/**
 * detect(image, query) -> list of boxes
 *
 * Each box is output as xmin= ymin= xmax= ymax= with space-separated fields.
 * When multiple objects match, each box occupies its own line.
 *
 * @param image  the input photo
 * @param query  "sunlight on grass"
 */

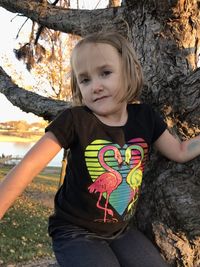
xmin=0 ymin=165 xmax=60 ymax=265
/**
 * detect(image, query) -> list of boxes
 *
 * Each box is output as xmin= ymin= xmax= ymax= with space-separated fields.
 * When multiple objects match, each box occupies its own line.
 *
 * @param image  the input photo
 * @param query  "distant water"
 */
xmin=0 ymin=141 xmax=63 ymax=167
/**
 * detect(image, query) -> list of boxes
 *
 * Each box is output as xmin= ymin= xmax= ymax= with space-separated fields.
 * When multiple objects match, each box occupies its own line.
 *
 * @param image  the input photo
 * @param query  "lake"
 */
xmin=0 ymin=141 xmax=63 ymax=167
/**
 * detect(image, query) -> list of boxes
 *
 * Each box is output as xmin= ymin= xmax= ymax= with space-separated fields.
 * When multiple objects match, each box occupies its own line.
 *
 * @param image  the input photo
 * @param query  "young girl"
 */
xmin=0 ymin=32 xmax=200 ymax=267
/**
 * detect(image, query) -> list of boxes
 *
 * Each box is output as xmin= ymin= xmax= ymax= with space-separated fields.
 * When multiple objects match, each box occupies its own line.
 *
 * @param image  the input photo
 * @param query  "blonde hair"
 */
xmin=70 ymin=32 xmax=144 ymax=106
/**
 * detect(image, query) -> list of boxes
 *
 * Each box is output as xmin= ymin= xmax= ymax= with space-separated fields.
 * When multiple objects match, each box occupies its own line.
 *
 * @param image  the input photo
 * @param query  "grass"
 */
xmin=0 ymin=165 xmax=60 ymax=266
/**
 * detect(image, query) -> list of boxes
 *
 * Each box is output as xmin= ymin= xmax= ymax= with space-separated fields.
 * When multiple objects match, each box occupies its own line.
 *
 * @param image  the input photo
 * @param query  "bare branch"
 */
xmin=0 ymin=0 xmax=126 ymax=35
xmin=0 ymin=67 xmax=69 ymax=121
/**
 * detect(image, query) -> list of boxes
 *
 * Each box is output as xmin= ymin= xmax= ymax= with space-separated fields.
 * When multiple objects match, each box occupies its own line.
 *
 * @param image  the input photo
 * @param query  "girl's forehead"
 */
xmin=75 ymin=42 xmax=116 ymax=54
xmin=72 ymin=43 xmax=121 ymax=73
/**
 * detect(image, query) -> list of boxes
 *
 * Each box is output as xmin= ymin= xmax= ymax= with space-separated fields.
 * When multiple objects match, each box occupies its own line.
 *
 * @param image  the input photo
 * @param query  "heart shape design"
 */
xmin=85 ymin=138 xmax=148 ymax=219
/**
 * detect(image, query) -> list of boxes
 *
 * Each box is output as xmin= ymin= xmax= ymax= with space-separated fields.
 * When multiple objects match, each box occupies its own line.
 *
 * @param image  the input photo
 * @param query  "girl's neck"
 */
xmin=93 ymin=105 xmax=128 ymax=127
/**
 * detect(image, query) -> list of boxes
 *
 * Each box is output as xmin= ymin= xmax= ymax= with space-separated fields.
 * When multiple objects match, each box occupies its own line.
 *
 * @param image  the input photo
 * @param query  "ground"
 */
xmin=19 ymin=168 xmax=60 ymax=267
xmin=15 ymin=258 xmax=58 ymax=267
xmin=0 ymin=165 xmax=60 ymax=267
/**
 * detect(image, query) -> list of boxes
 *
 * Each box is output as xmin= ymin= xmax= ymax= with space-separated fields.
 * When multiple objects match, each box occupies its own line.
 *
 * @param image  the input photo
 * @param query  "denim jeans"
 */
xmin=52 ymin=225 xmax=169 ymax=267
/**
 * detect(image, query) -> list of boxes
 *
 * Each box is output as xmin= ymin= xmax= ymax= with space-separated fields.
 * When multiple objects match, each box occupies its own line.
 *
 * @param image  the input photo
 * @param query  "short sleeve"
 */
xmin=151 ymin=107 xmax=167 ymax=143
xmin=45 ymin=108 xmax=76 ymax=149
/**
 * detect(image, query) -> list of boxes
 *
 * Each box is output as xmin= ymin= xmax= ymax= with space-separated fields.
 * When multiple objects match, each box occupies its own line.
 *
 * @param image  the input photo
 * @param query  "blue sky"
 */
xmin=0 ymin=0 xmax=109 ymax=123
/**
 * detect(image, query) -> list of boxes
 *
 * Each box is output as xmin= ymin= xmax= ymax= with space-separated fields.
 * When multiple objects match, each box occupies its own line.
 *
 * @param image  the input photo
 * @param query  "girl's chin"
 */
xmin=92 ymin=107 xmax=112 ymax=115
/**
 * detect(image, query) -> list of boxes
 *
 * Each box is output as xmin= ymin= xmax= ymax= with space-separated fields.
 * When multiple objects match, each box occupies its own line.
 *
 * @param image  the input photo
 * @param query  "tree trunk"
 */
xmin=124 ymin=1 xmax=200 ymax=266
xmin=0 ymin=1 xmax=199 ymax=266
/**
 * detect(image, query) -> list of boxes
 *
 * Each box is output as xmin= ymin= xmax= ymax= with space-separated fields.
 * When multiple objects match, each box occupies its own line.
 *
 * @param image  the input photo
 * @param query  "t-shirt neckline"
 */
xmin=83 ymin=105 xmax=130 ymax=129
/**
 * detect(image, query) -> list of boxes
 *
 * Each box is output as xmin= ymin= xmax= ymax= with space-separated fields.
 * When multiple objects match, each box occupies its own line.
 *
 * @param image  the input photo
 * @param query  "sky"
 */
xmin=0 ymin=8 xmax=41 ymax=123
xmin=0 ymin=0 xmax=109 ymax=123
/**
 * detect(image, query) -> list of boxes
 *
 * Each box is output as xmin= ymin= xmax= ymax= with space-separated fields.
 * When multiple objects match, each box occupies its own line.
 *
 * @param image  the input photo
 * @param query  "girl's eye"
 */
xmin=102 ymin=70 xmax=112 ymax=77
xmin=80 ymin=78 xmax=90 ymax=84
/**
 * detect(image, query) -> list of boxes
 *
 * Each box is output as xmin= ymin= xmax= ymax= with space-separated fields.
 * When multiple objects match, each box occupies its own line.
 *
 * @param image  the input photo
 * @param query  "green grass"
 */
xmin=0 ymin=165 xmax=60 ymax=265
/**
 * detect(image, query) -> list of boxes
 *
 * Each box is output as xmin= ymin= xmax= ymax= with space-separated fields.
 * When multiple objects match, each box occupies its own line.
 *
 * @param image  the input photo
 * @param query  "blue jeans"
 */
xmin=52 ymin=225 xmax=169 ymax=267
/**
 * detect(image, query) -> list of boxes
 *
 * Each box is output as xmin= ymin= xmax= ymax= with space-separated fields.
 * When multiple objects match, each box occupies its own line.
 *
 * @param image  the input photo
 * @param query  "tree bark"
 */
xmin=0 ymin=67 xmax=69 ymax=121
xmin=0 ymin=0 xmax=126 ymax=35
xmin=0 ymin=1 xmax=200 ymax=266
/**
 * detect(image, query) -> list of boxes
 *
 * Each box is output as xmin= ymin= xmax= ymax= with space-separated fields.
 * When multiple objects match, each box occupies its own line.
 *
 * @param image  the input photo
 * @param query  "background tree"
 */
xmin=0 ymin=0 xmax=199 ymax=266
xmin=13 ymin=0 xmax=77 ymax=100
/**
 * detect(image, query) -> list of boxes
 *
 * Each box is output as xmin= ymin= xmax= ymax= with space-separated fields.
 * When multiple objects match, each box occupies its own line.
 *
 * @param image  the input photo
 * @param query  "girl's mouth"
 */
xmin=94 ymin=96 xmax=109 ymax=102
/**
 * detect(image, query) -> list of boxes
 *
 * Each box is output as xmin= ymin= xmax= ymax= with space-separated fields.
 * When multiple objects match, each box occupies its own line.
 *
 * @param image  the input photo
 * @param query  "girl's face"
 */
xmin=72 ymin=42 xmax=128 ymax=126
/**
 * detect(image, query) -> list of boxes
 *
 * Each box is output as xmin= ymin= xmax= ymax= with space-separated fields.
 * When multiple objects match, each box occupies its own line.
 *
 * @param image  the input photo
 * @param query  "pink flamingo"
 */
xmin=88 ymin=145 xmax=123 ymax=222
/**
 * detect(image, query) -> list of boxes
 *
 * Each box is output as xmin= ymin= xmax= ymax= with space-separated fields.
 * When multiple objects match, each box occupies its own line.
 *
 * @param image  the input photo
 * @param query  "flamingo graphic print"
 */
xmin=125 ymin=145 xmax=144 ymax=213
xmin=85 ymin=138 xmax=148 ymax=223
xmin=88 ymin=145 xmax=123 ymax=222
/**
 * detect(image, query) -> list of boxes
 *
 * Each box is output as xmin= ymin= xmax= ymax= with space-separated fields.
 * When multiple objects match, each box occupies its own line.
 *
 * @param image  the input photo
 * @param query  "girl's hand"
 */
xmin=0 ymin=131 xmax=62 ymax=219
xmin=154 ymin=129 xmax=200 ymax=163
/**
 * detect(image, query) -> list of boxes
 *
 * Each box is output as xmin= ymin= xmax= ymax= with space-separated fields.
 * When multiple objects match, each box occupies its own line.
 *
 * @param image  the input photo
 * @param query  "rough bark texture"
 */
xmin=0 ymin=1 xmax=199 ymax=266
xmin=0 ymin=0 xmax=126 ymax=35
xmin=126 ymin=1 xmax=200 ymax=266
xmin=0 ymin=67 xmax=69 ymax=121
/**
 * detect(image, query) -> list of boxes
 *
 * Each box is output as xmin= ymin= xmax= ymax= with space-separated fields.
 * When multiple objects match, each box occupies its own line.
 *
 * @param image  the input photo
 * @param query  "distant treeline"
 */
xmin=0 ymin=120 xmax=47 ymax=133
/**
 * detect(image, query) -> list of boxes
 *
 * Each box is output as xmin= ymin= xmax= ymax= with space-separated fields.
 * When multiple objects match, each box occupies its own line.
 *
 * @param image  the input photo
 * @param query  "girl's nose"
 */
xmin=92 ymin=79 xmax=103 ymax=93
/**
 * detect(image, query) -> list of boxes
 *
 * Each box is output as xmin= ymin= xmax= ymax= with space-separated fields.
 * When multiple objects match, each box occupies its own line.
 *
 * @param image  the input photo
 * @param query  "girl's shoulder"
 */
xmin=128 ymin=102 xmax=153 ymax=113
xmin=70 ymin=105 xmax=92 ymax=117
xmin=58 ymin=105 xmax=90 ymax=117
xmin=70 ymin=105 xmax=89 ymax=111
xmin=127 ymin=103 xmax=164 ymax=122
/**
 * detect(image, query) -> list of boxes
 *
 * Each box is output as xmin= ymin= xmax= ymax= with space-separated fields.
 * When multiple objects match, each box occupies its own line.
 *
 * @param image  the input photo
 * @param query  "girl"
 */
xmin=0 ymin=32 xmax=200 ymax=267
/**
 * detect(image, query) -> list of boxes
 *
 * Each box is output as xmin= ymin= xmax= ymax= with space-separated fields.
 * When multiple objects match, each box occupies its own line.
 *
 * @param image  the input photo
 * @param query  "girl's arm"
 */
xmin=154 ymin=129 xmax=200 ymax=163
xmin=0 ymin=131 xmax=62 ymax=219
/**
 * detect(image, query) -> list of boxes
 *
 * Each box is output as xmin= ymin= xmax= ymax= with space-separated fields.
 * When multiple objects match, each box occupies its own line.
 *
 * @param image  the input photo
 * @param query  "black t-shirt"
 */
xmin=46 ymin=103 xmax=167 ymax=237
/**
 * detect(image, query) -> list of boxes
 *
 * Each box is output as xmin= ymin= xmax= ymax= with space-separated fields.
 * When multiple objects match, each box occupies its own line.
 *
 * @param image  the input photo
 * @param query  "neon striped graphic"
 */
xmin=85 ymin=138 xmax=148 ymax=222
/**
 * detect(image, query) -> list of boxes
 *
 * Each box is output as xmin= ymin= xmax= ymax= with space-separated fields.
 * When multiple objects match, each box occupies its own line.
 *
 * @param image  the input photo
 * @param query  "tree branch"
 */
xmin=0 ymin=0 xmax=126 ymax=35
xmin=0 ymin=67 xmax=69 ymax=121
